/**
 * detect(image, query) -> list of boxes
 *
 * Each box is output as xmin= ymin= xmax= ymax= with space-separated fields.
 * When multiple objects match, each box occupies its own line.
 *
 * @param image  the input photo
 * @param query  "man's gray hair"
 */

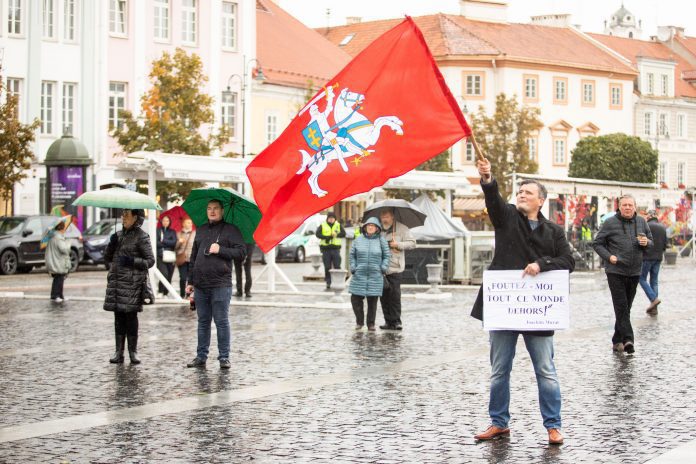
xmin=618 ymin=194 xmax=635 ymax=204
xmin=519 ymin=179 xmax=547 ymax=202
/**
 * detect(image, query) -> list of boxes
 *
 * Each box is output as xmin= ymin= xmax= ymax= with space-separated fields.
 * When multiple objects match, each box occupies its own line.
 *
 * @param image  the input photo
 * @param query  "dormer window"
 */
xmin=626 ymin=16 xmax=631 ymax=21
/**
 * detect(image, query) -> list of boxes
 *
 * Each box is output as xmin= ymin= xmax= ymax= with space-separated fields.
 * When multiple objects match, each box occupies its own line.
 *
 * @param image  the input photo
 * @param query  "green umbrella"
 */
xmin=182 ymin=187 xmax=262 ymax=244
xmin=72 ymin=187 xmax=162 ymax=210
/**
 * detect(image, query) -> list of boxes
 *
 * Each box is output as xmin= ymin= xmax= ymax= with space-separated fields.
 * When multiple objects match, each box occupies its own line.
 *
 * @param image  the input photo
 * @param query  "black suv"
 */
xmin=0 ymin=215 xmax=84 ymax=275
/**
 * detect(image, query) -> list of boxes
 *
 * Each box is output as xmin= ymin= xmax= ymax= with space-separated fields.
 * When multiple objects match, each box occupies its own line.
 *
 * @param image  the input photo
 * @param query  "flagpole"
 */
xmin=470 ymin=133 xmax=486 ymax=161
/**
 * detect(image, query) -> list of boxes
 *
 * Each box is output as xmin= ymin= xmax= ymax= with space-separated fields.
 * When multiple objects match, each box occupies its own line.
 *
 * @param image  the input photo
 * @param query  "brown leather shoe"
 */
xmin=612 ymin=342 xmax=624 ymax=352
xmin=548 ymin=428 xmax=564 ymax=444
xmin=474 ymin=425 xmax=510 ymax=441
xmin=646 ymin=298 xmax=661 ymax=311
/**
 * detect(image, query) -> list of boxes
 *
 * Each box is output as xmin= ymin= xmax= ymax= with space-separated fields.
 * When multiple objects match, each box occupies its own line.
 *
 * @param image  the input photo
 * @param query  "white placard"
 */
xmin=483 ymin=270 xmax=570 ymax=331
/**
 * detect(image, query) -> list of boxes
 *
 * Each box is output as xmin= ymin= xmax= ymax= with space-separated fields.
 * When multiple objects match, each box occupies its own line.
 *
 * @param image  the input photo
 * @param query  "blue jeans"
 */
xmin=194 ymin=286 xmax=232 ymax=360
xmin=488 ymin=331 xmax=562 ymax=430
xmin=639 ymin=260 xmax=661 ymax=302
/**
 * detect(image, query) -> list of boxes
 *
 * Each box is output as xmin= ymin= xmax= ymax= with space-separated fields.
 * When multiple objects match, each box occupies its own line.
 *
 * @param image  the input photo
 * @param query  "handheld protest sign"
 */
xmin=483 ymin=270 xmax=570 ymax=331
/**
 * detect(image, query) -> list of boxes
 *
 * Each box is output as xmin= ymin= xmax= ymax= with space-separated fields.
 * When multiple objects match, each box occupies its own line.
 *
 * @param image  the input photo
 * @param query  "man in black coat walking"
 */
xmin=471 ymin=157 xmax=574 ymax=446
xmin=640 ymin=211 xmax=667 ymax=315
xmin=592 ymin=195 xmax=652 ymax=354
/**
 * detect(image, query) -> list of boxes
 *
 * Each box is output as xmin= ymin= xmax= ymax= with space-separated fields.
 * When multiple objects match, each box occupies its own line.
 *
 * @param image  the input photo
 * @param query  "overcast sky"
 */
xmin=277 ymin=0 xmax=694 ymax=37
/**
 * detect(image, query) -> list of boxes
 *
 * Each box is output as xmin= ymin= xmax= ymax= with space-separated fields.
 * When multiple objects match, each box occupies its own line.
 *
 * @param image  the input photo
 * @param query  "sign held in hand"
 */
xmin=483 ymin=270 xmax=570 ymax=331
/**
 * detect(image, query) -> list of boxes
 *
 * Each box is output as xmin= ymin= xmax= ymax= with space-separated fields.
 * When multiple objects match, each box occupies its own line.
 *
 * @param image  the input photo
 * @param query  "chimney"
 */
xmin=530 ymin=13 xmax=572 ymax=28
xmin=460 ymin=0 xmax=508 ymax=23
xmin=346 ymin=16 xmax=362 ymax=25
xmin=657 ymin=25 xmax=685 ymax=42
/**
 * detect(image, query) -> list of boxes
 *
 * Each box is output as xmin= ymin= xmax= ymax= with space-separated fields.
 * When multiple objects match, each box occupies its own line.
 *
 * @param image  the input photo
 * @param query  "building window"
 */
xmin=610 ymin=83 xmax=622 ymax=109
xmin=154 ymin=0 xmax=169 ymax=41
xmin=109 ymin=0 xmax=127 ymax=36
xmin=527 ymin=137 xmax=538 ymax=161
xmin=677 ymin=113 xmax=686 ymax=138
xmin=647 ymin=73 xmax=654 ymax=94
xmin=582 ymin=80 xmax=595 ymax=106
xmin=8 ymin=0 xmax=23 ymax=35
xmin=221 ymin=1 xmax=237 ymax=49
xmin=6 ymin=78 xmax=22 ymax=119
xmin=266 ymin=114 xmax=278 ymax=146
xmin=658 ymin=162 xmax=667 ymax=184
xmin=182 ymin=0 xmax=197 ymax=45
xmin=42 ymin=0 xmax=55 ymax=39
xmin=553 ymin=138 xmax=566 ymax=165
xmin=221 ymin=91 xmax=236 ymax=137
xmin=644 ymin=112 xmax=653 ymax=136
xmin=62 ymin=83 xmax=76 ymax=135
xmin=64 ymin=0 xmax=77 ymax=41
xmin=661 ymin=74 xmax=669 ymax=96
xmin=678 ymin=162 xmax=686 ymax=186
xmin=523 ymin=74 xmax=538 ymax=102
xmin=659 ymin=113 xmax=668 ymax=136
xmin=463 ymin=72 xmax=484 ymax=98
xmin=553 ymin=77 xmax=567 ymax=104
xmin=464 ymin=141 xmax=474 ymax=162
xmin=41 ymin=81 xmax=55 ymax=134
xmin=108 ymin=82 xmax=127 ymax=130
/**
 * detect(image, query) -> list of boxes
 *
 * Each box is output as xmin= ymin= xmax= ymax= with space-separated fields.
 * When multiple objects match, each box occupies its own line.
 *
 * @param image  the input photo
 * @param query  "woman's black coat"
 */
xmin=103 ymin=225 xmax=155 ymax=313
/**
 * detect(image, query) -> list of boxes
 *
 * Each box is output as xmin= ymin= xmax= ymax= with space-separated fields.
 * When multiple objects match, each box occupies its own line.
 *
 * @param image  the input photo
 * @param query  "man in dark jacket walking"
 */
xmin=316 ymin=212 xmax=345 ymax=289
xmin=186 ymin=199 xmax=247 ymax=369
xmin=592 ymin=195 xmax=652 ymax=354
xmin=472 ymin=157 xmax=574 ymax=446
xmin=639 ymin=211 xmax=666 ymax=315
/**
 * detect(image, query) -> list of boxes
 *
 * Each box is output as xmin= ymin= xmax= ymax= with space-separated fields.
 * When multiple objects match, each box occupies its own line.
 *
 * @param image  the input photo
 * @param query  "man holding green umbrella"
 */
xmin=183 ymin=188 xmax=259 ymax=369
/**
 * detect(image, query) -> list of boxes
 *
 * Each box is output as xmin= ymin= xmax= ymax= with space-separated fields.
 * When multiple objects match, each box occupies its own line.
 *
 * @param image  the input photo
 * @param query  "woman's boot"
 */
xmin=109 ymin=334 xmax=126 ymax=363
xmin=127 ymin=334 xmax=141 ymax=364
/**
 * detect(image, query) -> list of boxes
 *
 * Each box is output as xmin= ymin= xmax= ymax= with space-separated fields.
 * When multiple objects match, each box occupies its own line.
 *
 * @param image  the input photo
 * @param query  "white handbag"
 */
xmin=162 ymin=250 xmax=176 ymax=263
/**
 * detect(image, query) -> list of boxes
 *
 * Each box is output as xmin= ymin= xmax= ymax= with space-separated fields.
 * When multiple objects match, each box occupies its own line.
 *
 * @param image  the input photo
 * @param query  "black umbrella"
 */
xmin=362 ymin=199 xmax=427 ymax=228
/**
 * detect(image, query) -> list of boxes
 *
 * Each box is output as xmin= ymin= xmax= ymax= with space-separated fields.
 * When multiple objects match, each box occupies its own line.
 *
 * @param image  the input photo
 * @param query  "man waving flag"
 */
xmin=247 ymin=17 xmax=471 ymax=252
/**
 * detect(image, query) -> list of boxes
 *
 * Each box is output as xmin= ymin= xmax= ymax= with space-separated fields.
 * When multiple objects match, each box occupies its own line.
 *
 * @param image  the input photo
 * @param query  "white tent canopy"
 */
xmin=410 ymin=194 xmax=469 ymax=241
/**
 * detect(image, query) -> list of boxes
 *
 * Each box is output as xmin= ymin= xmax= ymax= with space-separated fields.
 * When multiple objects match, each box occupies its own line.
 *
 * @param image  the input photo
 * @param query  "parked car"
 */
xmin=82 ymin=218 xmax=150 ymax=268
xmin=0 ymin=215 xmax=84 ymax=275
xmin=253 ymin=215 xmax=325 ymax=263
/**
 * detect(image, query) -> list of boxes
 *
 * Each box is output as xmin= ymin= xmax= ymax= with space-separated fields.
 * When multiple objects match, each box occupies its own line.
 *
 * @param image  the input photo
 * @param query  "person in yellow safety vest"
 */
xmin=581 ymin=219 xmax=592 ymax=242
xmin=315 ymin=212 xmax=346 ymax=289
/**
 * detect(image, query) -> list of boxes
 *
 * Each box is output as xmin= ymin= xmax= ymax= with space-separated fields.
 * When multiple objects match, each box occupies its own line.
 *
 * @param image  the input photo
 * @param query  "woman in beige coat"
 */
xmin=46 ymin=221 xmax=72 ymax=303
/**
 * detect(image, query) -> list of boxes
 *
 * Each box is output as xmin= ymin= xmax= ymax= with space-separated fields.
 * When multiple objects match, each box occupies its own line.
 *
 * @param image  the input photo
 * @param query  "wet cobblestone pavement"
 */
xmin=1 ymin=262 xmax=695 ymax=462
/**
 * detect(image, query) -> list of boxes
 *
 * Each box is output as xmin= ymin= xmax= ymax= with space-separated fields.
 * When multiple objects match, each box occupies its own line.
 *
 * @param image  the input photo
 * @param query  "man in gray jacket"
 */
xmin=593 ymin=195 xmax=652 ymax=354
xmin=379 ymin=209 xmax=416 ymax=330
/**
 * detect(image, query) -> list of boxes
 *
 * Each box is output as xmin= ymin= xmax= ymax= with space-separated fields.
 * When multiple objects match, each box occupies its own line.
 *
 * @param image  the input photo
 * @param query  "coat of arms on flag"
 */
xmin=296 ymin=84 xmax=404 ymax=198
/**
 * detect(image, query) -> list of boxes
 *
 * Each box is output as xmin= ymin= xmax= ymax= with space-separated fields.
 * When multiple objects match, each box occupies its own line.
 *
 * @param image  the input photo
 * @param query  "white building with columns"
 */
xmin=1 ymin=0 xmax=253 ymax=219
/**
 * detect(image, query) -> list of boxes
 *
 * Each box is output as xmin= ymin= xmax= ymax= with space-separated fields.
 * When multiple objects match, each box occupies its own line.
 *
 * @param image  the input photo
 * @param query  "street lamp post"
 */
xmin=222 ymin=57 xmax=266 ymax=159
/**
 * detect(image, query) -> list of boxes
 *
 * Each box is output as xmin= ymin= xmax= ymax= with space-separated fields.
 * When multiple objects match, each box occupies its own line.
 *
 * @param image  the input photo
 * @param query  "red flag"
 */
xmin=247 ymin=17 xmax=471 ymax=252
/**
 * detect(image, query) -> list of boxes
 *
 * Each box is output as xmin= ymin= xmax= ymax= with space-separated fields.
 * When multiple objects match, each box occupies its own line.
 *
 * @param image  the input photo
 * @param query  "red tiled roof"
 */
xmin=320 ymin=14 xmax=635 ymax=75
xmin=589 ymin=33 xmax=696 ymax=98
xmin=256 ymin=0 xmax=351 ymax=89
xmin=675 ymin=35 xmax=696 ymax=59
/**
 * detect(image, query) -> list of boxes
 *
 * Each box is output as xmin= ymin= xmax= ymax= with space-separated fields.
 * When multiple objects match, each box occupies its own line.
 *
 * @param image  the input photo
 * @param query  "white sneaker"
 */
xmin=53 ymin=297 xmax=64 ymax=303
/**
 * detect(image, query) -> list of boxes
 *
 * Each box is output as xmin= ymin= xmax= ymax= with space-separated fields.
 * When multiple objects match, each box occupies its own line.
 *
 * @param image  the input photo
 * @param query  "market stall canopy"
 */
xmin=411 ymin=195 xmax=469 ymax=241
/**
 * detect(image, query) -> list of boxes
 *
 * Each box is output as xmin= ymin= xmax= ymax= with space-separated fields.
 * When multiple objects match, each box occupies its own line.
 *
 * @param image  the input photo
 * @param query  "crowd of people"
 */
xmin=37 ymin=155 xmax=673 ymax=447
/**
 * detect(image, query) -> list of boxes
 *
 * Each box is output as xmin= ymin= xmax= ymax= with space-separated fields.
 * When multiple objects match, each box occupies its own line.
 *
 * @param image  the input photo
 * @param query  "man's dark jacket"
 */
xmin=644 ymin=218 xmax=667 ymax=261
xmin=470 ymin=178 xmax=575 ymax=336
xmin=592 ymin=211 xmax=652 ymax=276
xmin=188 ymin=220 xmax=247 ymax=289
